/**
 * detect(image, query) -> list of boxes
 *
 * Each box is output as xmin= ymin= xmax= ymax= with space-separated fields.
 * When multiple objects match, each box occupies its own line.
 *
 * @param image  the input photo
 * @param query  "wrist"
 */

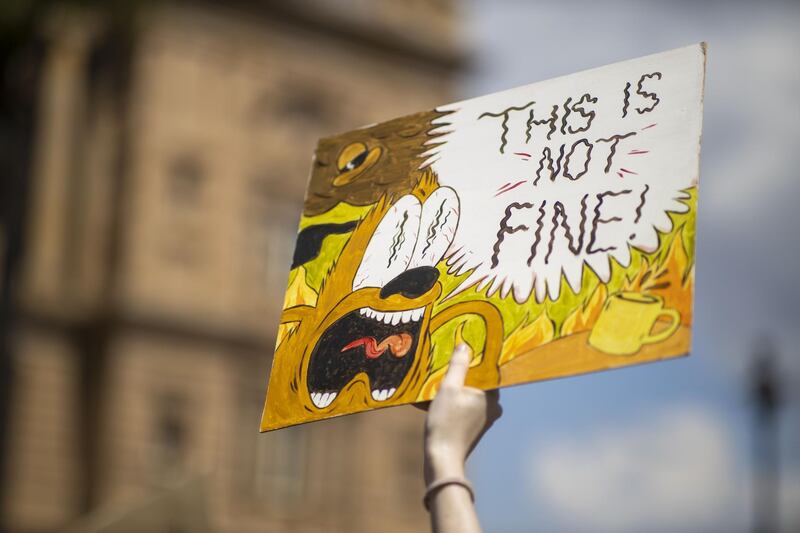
xmin=424 ymin=443 xmax=466 ymax=484
xmin=423 ymin=476 xmax=475 ymax=511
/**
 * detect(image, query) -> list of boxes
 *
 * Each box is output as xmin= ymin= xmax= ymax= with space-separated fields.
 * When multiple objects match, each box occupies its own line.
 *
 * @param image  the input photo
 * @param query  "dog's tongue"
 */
xmin=341 ymin=333 xmax=413 ymax=359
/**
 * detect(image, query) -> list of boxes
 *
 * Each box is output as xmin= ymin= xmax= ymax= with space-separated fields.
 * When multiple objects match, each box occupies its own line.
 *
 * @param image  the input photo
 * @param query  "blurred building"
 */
xmin=0 ymin=1 xmax=464 ymax=531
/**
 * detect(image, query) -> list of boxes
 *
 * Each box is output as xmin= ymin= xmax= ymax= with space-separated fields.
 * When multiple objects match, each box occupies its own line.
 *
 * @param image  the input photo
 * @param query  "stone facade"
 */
xmin=1 ymin=2 xmax=462 ymax=531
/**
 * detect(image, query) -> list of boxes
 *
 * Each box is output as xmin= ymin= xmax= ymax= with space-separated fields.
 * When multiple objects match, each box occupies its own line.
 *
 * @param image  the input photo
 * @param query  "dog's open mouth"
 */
xmin=307 ymin=306 xmax=425 ymax=408
xmin=304 ymin=185 xmax=460 ymax=410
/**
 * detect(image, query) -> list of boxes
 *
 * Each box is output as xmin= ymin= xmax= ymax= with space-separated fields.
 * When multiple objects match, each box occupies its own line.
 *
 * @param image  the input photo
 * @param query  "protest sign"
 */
xmin=262 ymin=44 xmax=706 ymax=431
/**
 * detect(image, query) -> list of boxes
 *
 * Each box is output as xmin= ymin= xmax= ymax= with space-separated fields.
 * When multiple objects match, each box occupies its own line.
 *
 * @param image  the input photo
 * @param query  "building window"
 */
xmin=253 ymin=425 xmax=309 ymax=512
xmin=151 ymin=392 xmax=188 ymax=485
xmin=244 ymin=176 xmax=301 ymax=297
xmin=161 ymin=153 xmax=208 ymax=268
xmin=168 ymin=153 xmax=205 ymax=205
xmin=238 ymin=357 xmax=308 ymax=514
xmin=249 ymin=80 xmax=337 ymax=130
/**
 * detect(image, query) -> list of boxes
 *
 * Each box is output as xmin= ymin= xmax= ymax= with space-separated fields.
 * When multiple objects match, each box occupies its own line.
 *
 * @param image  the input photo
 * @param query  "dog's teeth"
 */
xmin=380 ymin=313 xmax=391 ymax=324
xmin=366 ymin=308 xmax=376 ymax=319
xmin=372 ymin=389 xmax=391 ymax=402
xmin=360 ymin=308 xmax=368 ymax=316
xmin=390 ymin=312 xmax=401 ymax=326
xmin=311 ymin=392 xmax=337 ymax=408
xmin=374 ymin=311 xmax=385 ymax=322
xmin=413 ymin=308 xmax=425 ymax=321
xmin=324 ymin=393 xmax=335 ymax=408
xmin=387 ymin=388 xmax=396 ymax=398
xmin=401 ymin=310 xmax=413 ymax=324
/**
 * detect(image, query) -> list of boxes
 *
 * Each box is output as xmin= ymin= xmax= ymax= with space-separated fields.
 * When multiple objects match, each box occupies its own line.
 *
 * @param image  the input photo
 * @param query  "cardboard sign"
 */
xmin=261 ymin=44 xmax=706 ymax=431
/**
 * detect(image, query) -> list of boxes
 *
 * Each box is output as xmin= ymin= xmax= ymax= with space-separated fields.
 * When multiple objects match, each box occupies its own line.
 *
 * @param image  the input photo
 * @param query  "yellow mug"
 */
xmin=588 ymin=292 xmax=680 ymax=355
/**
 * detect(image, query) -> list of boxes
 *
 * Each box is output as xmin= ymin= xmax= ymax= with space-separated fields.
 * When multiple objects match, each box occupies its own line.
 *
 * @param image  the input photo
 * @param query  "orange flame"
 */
xmin=624 ymin=230 xmax=694 ymax=325
xmin=561 ymin=283 xmax=608 ymax=336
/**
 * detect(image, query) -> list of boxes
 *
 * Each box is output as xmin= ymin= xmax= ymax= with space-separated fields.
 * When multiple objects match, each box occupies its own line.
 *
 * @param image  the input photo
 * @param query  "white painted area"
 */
xmin=427 ymin=44 xmax=705 ymax=302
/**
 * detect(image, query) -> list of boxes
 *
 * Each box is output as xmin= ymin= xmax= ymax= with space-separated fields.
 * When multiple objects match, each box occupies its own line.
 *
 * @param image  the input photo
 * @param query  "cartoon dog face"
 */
xmin=262 ymin=173 xmax=503 ymax=430
xmin=305 ymin=180 xmax=459 ymax=407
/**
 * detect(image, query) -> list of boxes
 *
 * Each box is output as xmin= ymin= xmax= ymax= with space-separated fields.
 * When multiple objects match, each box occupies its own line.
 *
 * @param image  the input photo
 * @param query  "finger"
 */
xmin=441 ymin=343 xmax=471 ymax=388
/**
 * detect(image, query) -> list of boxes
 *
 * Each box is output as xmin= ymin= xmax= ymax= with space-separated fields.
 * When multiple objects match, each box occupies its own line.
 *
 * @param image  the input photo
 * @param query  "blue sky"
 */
xmin=460 ymin=1 xmax=800 ymax=531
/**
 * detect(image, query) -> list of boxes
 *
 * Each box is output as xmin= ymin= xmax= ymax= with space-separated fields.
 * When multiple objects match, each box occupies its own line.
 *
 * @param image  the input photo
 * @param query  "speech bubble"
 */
xmin=423 ymin=45 xmax=705 ymax=303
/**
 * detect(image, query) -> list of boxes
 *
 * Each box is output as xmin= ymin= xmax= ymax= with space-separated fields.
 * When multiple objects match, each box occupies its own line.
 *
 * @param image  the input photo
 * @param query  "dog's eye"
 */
xmin=343 ymin=150 xmax=367 ymax=172
xmin=409 ymin=187 xmax=460 ymax=269
xmin=337 ymin=142 xmax=369 ymax=173
xmin=352 ymin=195 xmax=421 ymax=291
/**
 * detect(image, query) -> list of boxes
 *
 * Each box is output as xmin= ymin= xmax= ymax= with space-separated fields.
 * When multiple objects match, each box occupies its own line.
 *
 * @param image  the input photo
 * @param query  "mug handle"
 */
xmin=642 ymin=308 xmax=681 ymax=345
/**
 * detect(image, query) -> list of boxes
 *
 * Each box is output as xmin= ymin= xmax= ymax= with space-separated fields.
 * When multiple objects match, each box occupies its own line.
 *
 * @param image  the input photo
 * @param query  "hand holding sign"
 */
xmin=423 ymin=343 xmax=503 ymax=485
xmin=421 ymin=344 xmax=502 ymax=531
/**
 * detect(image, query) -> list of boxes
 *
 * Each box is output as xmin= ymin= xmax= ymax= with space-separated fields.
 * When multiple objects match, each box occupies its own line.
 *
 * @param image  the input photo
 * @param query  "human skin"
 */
xmin=418 ymin=343 xmax=503 ymax=533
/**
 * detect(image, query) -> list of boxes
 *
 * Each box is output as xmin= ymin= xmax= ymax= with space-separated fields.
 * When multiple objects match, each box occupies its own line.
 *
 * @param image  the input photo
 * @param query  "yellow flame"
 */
xmin=499 ymin=311 xmax=555 ymax=366
xmin=283 ymin=266 xmax=318 ymax=309
xmin=561 ymin=283 xmax=608 ymax=336
xmin=416 ymin=320 xmax=483 ymax=401
xmin=278 ymin=266 xmax=318 ymax=345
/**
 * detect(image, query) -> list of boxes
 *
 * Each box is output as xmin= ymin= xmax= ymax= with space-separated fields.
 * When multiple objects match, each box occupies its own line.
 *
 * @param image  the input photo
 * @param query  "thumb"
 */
xmin=441 ymin=343 xmax=471 ymax=388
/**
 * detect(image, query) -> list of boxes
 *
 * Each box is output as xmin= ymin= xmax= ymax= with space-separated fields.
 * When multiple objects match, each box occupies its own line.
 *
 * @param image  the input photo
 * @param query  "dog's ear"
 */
xmin=291 ymin=221 xmax=358 ymax=269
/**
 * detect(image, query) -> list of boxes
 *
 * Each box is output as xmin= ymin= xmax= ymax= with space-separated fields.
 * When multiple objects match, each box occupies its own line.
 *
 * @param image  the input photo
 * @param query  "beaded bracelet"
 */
xmin=423 ymin=476 xmax=475 ymax=511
